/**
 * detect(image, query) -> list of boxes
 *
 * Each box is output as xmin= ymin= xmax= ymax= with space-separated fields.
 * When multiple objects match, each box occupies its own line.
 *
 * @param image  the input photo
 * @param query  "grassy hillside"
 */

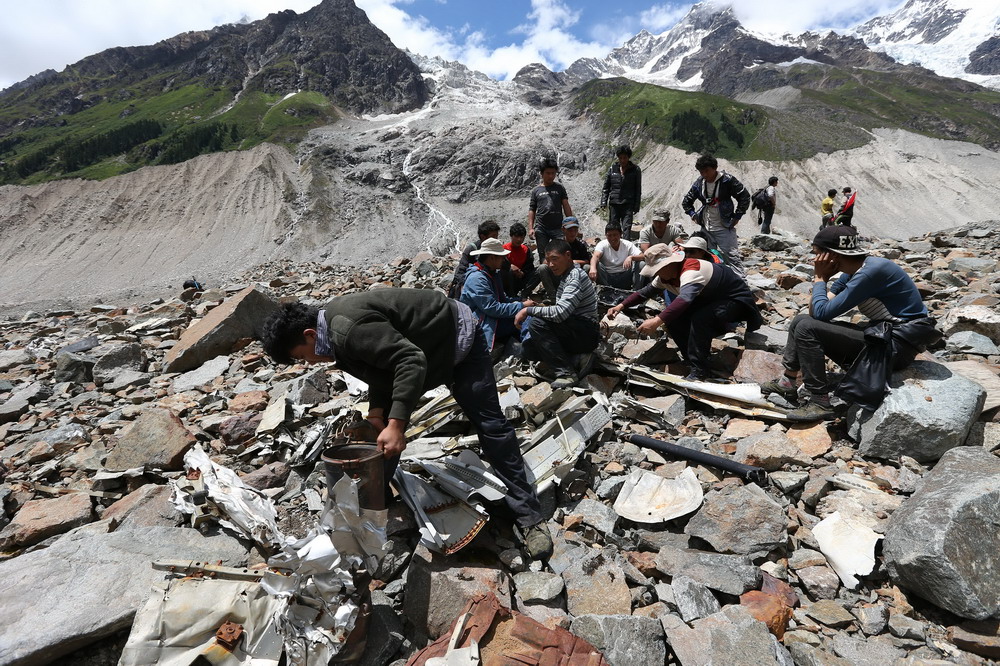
xmin=0 ymin=77 xmax=339 ymax=185
xmin=572 ymin=78 xmax=770 ymax=160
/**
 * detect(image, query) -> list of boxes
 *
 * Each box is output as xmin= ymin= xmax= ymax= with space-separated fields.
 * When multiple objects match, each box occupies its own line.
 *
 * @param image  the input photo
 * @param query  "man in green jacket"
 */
xmin=261 ymin=288 xmax=552 ymax=559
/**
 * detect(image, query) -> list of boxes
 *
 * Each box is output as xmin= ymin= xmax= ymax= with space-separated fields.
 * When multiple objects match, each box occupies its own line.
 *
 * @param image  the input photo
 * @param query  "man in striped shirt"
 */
xmin=514 ymin=239 xmax=600 ymax=389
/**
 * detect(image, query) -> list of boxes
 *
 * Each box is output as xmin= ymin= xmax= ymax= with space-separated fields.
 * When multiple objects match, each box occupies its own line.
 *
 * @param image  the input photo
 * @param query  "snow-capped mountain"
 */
xmin=854 ymin=0 xmax=1000 ymax=89
xmin=561 ymin=2 xmax=743 ymax=89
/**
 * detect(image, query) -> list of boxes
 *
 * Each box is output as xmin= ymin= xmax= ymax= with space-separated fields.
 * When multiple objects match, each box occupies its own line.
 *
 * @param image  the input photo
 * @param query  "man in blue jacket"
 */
xmin=681 ymin=154 xmax=751 ymax=278
xmin=762 ymin=226 xmax=936 ymax=421
xmin=460 ymin=238 xmax=535 ymax=359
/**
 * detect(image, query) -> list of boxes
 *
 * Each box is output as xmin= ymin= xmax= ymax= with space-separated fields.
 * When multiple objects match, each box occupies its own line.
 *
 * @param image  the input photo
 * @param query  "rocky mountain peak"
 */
xmin=857 ymin=0 xmax=969 ymax=45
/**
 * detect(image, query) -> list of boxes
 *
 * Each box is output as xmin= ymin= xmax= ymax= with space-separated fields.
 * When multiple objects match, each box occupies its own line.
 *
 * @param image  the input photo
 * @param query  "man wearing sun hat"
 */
xmin=762 ymin=225 xmax=936 ymax=421
xmin=461 ymin=237 xmax=535 ymax=357
xmin=606 ymin=242 xmax=762 ymax=381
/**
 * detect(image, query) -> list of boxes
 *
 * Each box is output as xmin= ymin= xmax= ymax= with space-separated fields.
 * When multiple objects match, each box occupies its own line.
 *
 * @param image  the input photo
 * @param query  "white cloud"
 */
xmin=0 ymin=0 xmax=321 ymax=90
xmin=359 ymin=0 xmax=618 ymax=79
xmin=640 ymin=4 xmax=690 ymax=33
xmin=729 ymin=0 xmax=904 ymax=35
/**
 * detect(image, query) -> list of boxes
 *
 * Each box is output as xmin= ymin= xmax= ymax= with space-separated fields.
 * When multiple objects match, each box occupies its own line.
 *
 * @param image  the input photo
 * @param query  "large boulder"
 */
xmin=883 ymin=447 xmax=1000 ymax=620
xmin=92 ymin=343 xmax=145 ymax=386
xmin=0 ymin=527 xmax=246 ymax=665
xmin=104 ymin=408 xmax=196 ymax=471
xmin=940 ymin=305 xmax=1000 ymax=344
xmin=164 ymin=286 xmax=279 ymax=373
xmin=0 ymin=493 xmax=93 ymax=550
xmin=569 ymin=615 xmax=665 ymax=666
xmin=684 ymin=484 xmax=786 ymax=555
xmin=848 ymin=361 xmax=986 ymax=463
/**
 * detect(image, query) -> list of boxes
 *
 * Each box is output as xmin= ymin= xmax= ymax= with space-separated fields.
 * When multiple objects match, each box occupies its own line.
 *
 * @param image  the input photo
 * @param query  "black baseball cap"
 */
xmin=813 ymin=226 xmax=867 ymax=256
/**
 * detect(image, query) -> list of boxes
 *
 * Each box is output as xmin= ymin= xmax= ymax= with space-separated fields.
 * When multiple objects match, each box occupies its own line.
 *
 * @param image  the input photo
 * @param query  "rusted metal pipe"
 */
xmin=628 ymin=434 xmax=768 ymax=485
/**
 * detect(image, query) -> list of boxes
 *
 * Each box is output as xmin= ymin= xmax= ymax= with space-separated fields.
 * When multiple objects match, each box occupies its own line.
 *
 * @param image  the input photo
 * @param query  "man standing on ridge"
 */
xmin=682 ymin=154 xmax=751 ymax=278
xmin=600 ymin=145 xmax=642 ymax=234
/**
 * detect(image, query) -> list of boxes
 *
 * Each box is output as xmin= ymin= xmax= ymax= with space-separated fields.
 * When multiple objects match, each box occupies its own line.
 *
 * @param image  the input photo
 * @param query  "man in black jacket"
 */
xmin=601 ymin=145 xmax=642 ymax=234
xmin=261 ymin=289 xmax=552 ymax=559
xmin=681 ymin=154 xmax=751 ymax=278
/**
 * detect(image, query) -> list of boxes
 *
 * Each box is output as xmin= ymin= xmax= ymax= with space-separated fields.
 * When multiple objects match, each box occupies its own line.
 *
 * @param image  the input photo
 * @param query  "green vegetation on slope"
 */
xmin=572 ymin=78 xmax=769 ymax=160
xmin=0 ymin=81 xmax=339 ymax=184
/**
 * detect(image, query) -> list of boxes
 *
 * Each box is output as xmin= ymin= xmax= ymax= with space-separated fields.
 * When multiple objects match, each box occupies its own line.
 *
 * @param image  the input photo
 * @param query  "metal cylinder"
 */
xmin=628 ymin=434 xmax=768 ymax=485
xmin=321 ymin=440 xmax=386 ymax=511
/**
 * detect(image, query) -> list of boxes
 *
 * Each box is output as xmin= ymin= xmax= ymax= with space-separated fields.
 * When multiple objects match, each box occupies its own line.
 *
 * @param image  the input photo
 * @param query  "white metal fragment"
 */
xmin=813 ymin=511 xmax=883 ymax=589
xmin=172 ymin=445 xmax=284 ymax=550
xmin=613 ymin=467 xmax=704 ymax=523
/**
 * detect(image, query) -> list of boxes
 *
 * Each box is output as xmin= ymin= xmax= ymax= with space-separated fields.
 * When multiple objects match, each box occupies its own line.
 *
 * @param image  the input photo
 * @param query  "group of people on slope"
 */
xmin=821 ymin=186 xmax=857 ymax=228
xmin=256 ymin=150 xmax=930 ymax=566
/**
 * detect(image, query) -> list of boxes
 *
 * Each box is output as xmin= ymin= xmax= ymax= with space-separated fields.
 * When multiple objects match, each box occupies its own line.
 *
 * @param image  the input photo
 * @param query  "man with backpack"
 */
xmin=752 ymin=176 xmax=778 ymax=234
xmin=681 ymin=154 xmax=751 ymax=278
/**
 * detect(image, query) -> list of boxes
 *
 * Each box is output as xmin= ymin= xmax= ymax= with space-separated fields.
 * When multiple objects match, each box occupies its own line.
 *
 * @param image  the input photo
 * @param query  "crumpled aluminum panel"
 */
xmin=613 ymin=467 xmax=703 ymax=523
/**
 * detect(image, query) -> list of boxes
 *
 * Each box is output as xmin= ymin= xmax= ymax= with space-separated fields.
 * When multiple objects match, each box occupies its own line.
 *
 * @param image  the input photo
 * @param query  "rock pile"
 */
xmin=1 ymin=222 xmax=999 ymax=665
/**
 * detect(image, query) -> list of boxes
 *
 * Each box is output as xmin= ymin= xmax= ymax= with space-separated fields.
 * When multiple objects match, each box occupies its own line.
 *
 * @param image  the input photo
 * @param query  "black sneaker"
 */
xmin=761 ymin=380 xmax=799 ymax=402
xmin=787 ymin=401 xmax=836 ymax=422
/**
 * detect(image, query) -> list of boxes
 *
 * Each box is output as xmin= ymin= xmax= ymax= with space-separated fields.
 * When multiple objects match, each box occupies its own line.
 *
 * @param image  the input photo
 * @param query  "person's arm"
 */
xmin=589 ymin=247 xmax=602 ymax=281
xmin=527 ymin=270 xmax=592 ymax=323
xmin=562 ymin=198 xmax=574 ymax=218
xmin=730 ymin=175 xmax=751 ymax=221
xmin=768 ymin=187 xmax=776 ymax=207
xmin=681 ymin=183 xmax=700 ymax=220
xmin=528 ymin=190 xmax=537 ymax=239
xmin=463 ymin=271 xmax=523 ymax=319
xmin=809 ymin=257 xmax=872 ymax=321
xmin=601 ymin=169 xmax=610 ymax=208
xmin=614 ymin=282 xmax=663 ymax=311
xmin=622 ymin=241 xmax=643 ymax=268
xmin=633 ymin=165 xmax=642 ymax=212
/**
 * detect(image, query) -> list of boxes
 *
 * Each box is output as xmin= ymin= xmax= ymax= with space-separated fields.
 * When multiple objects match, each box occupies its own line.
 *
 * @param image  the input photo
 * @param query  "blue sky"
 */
xmin=0 ymin=0 xmax=904 ymax=90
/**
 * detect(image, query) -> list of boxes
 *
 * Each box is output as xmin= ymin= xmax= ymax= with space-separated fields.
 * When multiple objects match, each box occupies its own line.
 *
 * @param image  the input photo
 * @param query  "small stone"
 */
xmin=655 ymin=546 xmax=761 ymax=596
xmin=740 ymin=590 xmax=793 ymax=639
xmin=785 ymin=423 xmax=833 ymax=457
xmin=796 ymin=566 xmax=840 ymax=600
xmin=789 ymin=549 xmax=827 ymax=570
xmin=852 ymin=603 xmax=889 ymax=636
xmin=722 ymin=418 xmax=768 ymax=440
xmin=569 ymin=615 xmax=666 ymax=666
xmin=805 ymin=600 xmax=855 ymax=629
xmin=228 ymin=390 xmax=270 ymax=412
xmin=672 ymin=575 xmax=721 ymax=622
xmin=736 ymin=432 xmax=811 ymax=471
xmin=102 ymin=484 xmax=179 ymax=529
xmin=568 ymin=498 xmax=618 ymax=536
xmin=684 ymin=484 xmax=786 ymax=555
xmin=770 ymin=471 xmax=809 ymax=494
xmin=514 ymin=571 xmax=564 ymax=604
xmin=733 ymin=350 xmax=786 ymax=385
xmin=219 ymin=412 xmax=263 ymax=448
xmin=887 ymin=613 xmax=925 ymax=640
xmin=171 ymin=355 xmax=230 ymax=392
xmin=947 ymin=620 xmax=1000 ymax=659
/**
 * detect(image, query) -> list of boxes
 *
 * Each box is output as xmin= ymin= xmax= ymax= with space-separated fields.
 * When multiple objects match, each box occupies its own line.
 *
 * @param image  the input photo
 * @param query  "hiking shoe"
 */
xmin=573 ymin=352 xmax=595 ymax=378
xmin=787 ymin=401 xmax=836 ymax=422
xmin=522 ymin=522 xmax=553 ymax=561
xmin=683 ymin=370 xmax=709 ymax=382
xmin=551 ymin=375 xmax=577 ymax=390
xmin=761 ymin=379 xmax=799 ymax=402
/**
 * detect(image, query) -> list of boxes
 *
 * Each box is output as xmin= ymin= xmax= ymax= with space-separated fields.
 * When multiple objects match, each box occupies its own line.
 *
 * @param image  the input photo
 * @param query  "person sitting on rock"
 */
xmin=448 ymin=220 xmax=501 ymax=299
xmin=638 ymin=211 xmax=685 ymax=254
xmin=461 ymin=238 xmax=535 ymax=360
xmin=606 ymin=243 xmax=762 ymax=381
xmin=260 ymin=290 xmax=553 ymax=560
xmin=589 ymin=224 xmax=642 ymax=290
xmin=522 ymin=217 xmax=591 ymax=300
xmin=502 ymin=222 xmax=536 ymax=297
xmin=515 ymin=240 xmax=600 ymax=389
xmin=762 ymin=226 xmax=937 ymax=421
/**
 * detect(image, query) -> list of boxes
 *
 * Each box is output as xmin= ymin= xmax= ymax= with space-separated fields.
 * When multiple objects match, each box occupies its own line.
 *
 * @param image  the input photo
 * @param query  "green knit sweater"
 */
xmin=322 ymin=289 xmax=457 ymax=421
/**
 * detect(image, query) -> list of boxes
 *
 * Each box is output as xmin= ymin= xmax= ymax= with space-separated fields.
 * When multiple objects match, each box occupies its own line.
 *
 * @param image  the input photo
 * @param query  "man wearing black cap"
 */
xmin=762 ymin=226 xmax=933 ymax=421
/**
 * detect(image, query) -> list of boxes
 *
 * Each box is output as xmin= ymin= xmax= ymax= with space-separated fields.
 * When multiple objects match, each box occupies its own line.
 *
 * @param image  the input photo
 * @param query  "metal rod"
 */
xmin=628 ymin=434 xmax=768 ymax=485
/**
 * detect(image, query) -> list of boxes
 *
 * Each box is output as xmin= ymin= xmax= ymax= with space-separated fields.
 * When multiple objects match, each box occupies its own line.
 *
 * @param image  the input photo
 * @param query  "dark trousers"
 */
xmin=760 ymin=208 xmax=775 ymax=234
xmin=781 ymin=314 xmax=867 ymax=395
xmin=503 ymin=265 xmax=535 ymax=298
xmin=668 ymin=300 xmax=755 ymax=373
xmin=450 ymin=327 xmax=543 ymax=527
xmin=523 ymin=315 xmax=600 ymax=379
xmin=534 ymin=226 xmax=564 ymax=262
xmin=597 ymin=262 xmax=640 ymax=290
xmin=608 ymin=204 xmax=634 ymax=234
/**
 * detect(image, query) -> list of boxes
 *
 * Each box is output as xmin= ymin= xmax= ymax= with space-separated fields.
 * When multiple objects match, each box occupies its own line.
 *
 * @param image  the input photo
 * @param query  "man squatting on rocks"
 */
xmin=522 ymin=217 xmax=591 ymax=300
xmin=600 ymin=145 xmax=642 ymax=233
xmin=607 ymin=243 xmax=762 ymax=382
xmin=515 ymin=239 xmax=601 ymax=390
xmin=762 ymin=226 xmax=940 ymax=421
xmin=682 ymin=153 xmax=751 ymax=278
xmin=528 ymin=158 xmax=574 ymax=261
xmin=261 ymin=289 xmax=554 ymax=560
